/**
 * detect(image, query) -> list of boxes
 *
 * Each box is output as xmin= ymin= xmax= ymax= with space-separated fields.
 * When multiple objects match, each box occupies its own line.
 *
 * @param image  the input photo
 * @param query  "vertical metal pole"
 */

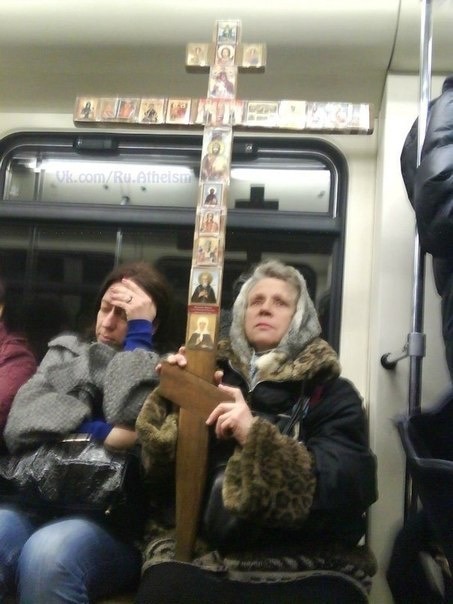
xmin=409 ymin=0 xmax=432 ymax=414
xmin=114 ymin=229 xmax=123 ymax=267
xmin=405 ymin=0 xmax=433 ymax=519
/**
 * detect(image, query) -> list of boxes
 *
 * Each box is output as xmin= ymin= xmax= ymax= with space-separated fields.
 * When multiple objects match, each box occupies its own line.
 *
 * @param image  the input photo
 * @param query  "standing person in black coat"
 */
xmin=387 ymin=77 xmax=453 ymax=603
xmin=400 ymin=74 xmax=453 ymax=381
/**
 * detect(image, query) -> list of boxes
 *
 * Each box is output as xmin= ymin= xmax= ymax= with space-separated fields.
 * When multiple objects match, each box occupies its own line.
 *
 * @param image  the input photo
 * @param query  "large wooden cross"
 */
xmin=73 ymin=20 xmax=373 ymax=562
xmin=157 ymin=19 xmax=373 ymax=562
xmin=159 ymin=20 xmax=258 ymax=561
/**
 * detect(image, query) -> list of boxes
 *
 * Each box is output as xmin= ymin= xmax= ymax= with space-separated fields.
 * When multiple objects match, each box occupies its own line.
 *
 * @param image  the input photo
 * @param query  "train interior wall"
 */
xmin=0 ymin=72 xmax=451 ymax=604
xmin=367 ymin=73 xmax=451 ymax=603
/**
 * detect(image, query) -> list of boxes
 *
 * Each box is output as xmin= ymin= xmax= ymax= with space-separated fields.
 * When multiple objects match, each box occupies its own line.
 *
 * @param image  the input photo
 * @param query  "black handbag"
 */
xmin=0 ymin=435 xmax=149 ymax=539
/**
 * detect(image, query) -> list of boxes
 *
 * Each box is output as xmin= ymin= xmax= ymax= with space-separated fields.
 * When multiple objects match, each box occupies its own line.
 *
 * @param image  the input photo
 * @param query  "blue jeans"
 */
xmin=0 ymin=507 xmax=141 ymax=603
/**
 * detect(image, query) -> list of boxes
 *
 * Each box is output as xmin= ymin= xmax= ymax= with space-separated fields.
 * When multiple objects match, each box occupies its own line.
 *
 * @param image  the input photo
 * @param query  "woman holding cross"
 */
xmin=136 ymin=259 xmax=378 ymax=603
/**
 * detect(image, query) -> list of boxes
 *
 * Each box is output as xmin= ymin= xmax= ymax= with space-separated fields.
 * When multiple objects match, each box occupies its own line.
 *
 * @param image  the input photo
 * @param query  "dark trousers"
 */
xmin=441 ymin=270 xmax=453 ymax=381
xmin=135 ymin=561 xmax=369 ymax=604
xmin=387 ymin=511 xmax=452 ymax=604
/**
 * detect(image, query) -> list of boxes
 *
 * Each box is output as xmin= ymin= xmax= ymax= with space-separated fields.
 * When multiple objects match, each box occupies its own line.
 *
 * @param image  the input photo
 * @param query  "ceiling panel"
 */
xmin=2 ymin=1 xmax=449 ymax=115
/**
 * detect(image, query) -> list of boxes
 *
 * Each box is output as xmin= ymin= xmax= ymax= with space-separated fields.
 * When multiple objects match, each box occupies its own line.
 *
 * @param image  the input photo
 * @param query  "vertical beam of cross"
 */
xmin=159 ymin=20 xmax=265 ymax=561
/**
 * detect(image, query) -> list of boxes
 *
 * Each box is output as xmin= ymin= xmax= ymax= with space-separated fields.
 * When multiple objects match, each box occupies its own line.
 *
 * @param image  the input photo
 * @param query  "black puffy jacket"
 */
xmin=400 ymin=75 xmax=453 ymax=295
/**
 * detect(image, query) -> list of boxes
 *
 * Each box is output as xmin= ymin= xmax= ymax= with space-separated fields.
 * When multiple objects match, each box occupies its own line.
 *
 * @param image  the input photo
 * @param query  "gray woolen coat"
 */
xmin=4 ymin=333 xmax=160 ymax=453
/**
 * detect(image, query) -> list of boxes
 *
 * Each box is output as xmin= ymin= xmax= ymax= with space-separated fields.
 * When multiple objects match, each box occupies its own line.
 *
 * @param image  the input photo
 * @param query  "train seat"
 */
xmin=394 ymin=387 xmax=453 ymax=573
xmin=5 ymin=594 xmax=134 ymax=603
xmin=6 ymin=569 xmax=371 ymax=603
xmin=97 ymin=594 xmax=134 ymax=603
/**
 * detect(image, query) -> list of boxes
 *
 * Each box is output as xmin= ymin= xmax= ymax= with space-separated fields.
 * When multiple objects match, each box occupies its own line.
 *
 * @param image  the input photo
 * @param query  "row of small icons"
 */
xmin=74 ymin=96 xmax=372 ymax=132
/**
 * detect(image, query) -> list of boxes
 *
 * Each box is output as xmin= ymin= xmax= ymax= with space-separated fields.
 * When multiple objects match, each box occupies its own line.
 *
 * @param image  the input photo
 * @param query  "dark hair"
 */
xmin=0 ymin=277 xmax=7 ymax=328
xmin=0 ymin=276 xmax=20 ymax=332
xmin=21 ymin=294 xmax=71 ymax=363
xmin=90 ymin=261 xmax=173 ymax=351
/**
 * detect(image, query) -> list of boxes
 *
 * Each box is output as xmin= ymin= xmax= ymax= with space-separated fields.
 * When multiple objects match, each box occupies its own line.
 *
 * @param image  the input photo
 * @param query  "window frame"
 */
xmin=0 ymin=130 xmax=348 ymax=350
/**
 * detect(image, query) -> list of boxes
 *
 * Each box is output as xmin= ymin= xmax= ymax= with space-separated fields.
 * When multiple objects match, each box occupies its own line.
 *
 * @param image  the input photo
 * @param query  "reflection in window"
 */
xmin=0 ymin=222 xmax=334 ymax=347
xmin=231 ymin=167 xmax=331 ymax=213
xmin=4 ymin=154 xmax=198 ymax=207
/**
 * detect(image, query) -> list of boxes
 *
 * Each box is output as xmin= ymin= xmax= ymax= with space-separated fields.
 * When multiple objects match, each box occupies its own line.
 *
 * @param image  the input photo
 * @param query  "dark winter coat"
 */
xmin=400 ymin=75 xmax=453 ymax=264
xmin=136 ymin=263 xmax=377 ymax=586
xmin=210 ymin=339 xmax=377 ymax=548
xmin=0 ymin=323 xmax=36 ymax=441
xmin=4 ymin=333 xmax=161 ymax=453
xmin=400 ymin=75 xmax=453 ymax=379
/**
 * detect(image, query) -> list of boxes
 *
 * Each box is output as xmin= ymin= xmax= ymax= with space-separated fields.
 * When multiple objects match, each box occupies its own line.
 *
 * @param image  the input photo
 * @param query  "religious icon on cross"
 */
xmin=185 ymin=19 xmax=257 ymax=353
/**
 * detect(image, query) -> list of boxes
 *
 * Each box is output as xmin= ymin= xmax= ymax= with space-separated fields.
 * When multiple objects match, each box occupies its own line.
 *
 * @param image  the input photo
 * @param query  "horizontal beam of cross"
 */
xmin=74 ymin=95 xmax=374 ymax=133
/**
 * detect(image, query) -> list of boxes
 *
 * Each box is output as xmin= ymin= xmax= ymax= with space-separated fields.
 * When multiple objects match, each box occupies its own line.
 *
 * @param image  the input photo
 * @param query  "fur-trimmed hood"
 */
xmin=218 ymin=336 xmax=340 ymax=387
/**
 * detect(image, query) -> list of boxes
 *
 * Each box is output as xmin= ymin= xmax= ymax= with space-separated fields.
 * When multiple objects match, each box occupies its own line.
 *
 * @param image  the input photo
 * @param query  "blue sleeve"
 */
xmin=124 ymin=319 xmax=154 ymax=351
xmin=78 ymin=420 xmax=113 ymax=440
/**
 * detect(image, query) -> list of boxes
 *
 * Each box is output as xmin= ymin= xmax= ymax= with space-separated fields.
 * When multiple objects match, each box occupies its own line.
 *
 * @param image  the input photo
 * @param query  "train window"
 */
xmin=0 ymin=131 xmax=347 ymax=350
xmin=1 ymin=135 xmax=334 ymax=215
xmin=3 ymin=152 xmax=199 ymax=208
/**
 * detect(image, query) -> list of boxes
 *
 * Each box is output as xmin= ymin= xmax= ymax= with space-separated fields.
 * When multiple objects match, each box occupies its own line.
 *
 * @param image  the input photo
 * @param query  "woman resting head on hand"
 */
xmin=0 ymin=260 xmax=173 ymax=604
